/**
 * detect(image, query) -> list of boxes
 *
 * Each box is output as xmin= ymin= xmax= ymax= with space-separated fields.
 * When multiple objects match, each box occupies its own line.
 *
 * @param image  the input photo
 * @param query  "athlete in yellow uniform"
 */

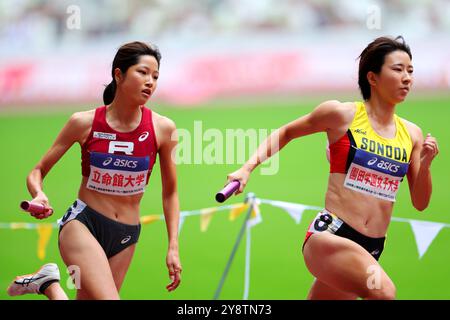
xmin=302 ymin=101 xmax=413 ymax=262
xmin=226 ymin=36 xmax=439 ymax=300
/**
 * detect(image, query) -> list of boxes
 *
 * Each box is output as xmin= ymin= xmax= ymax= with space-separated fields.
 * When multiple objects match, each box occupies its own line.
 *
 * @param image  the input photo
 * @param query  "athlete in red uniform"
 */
xmin=7 ymin=42 xmax=182 ymax=299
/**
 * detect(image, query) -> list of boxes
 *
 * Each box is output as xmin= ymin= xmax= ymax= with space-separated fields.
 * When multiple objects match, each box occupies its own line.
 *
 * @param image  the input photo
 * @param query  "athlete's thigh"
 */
xmin=59 ymin=220 xmax=119 ymax=300
xmin=307 ymin=278 xmax=358 ymax=300
xmin=303 ymin=232 xmax=393 ymax=298
xmin=108 ymin=244 xmax=137 ymax=292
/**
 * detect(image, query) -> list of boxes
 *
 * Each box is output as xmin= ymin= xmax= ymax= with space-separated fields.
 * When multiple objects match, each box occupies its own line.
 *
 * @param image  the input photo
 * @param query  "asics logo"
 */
xmin=367 ymin=158 xmax=378 ymax=166
xmin=376 ymin=160 xmax=400 ymax=173
xmin=113 ymin=159 xmax=138 ymax=169
xmin=138 ymin=131 xmax=149 ymax=142
xmin=121 ymin=236 xmax=132 ymax=244
xmin=103 ymin=157 xmax=113 ymax=166
xmin=367 ymin=158 xmax=399 ymax=173
xmin=102 ymin=157 xmax=138 ymax=169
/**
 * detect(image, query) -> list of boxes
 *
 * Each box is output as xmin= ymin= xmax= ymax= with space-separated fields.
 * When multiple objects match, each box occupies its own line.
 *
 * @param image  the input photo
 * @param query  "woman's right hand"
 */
xmin=227 ymin=166 xmax=251 ymax=195
xmin=30 ymin=192 xmax=54 ymax=220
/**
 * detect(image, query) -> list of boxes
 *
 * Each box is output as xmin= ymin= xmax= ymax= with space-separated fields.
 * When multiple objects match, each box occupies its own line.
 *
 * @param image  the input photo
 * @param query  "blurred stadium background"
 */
xmin=0 ymin=0 xmax=449 ymax=300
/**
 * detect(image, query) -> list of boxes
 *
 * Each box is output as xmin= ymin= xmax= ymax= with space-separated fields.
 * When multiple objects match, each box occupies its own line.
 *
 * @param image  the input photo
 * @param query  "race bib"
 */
xmin=307 ymin=210 xmax=343 ymax=234
xmin=344 ymin=148 xmax=409 ymax=202
xmin=57 ymin=199 xmax=87 ymax=227
xmin=87 ymin=152 xmax=150 ymax=196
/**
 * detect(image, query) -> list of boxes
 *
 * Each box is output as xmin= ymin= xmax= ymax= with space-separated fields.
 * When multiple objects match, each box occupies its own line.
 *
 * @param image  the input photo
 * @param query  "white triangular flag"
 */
xmin=267 ymin=200 xmax=309 ymax=224
xmin=409 ymin=219 xmax=445 ymax=259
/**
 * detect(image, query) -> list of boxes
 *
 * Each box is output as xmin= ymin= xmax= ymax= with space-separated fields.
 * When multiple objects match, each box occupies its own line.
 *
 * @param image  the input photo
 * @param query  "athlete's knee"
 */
xmin=364 ymin=280 xmax=396 ymax=300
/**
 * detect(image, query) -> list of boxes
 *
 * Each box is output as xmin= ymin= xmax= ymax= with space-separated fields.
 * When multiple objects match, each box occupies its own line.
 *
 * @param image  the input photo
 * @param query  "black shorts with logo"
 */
xmin=58 ymin=199 xmax=141 ymax=258
xmin=303 ymin=210 xmax=386 ymax=261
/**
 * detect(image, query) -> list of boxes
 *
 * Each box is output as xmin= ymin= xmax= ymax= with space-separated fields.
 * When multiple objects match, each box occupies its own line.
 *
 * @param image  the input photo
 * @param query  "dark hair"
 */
xmin=358 ymin=36 xmax=412 ymax=100
xmin=103 ymin=41 xmax=162 ymax=105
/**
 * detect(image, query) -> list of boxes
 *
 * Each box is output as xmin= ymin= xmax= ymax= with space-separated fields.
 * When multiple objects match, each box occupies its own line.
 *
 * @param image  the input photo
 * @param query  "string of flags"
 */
xmin=1 ymin=198 xmax=449 ymax=262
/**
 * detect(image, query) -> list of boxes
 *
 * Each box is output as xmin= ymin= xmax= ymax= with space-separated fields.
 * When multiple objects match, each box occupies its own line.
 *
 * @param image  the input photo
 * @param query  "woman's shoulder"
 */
xmin=151 ymin=110 xmax=176 ymax=133
xmin=68 ymin=109 xmax=96 ymax=129
xmin=314 ymin=100 xmax=356 ymax=115
xmin=310 ymin=100 xmax=357 ymax=128
xmin=150 ymin=111 xmax=177 ymax=149
xmin=397 ymin=116 xmax=420 ymax=130
xmin=397 ymin=117 xmax=423 ymax=143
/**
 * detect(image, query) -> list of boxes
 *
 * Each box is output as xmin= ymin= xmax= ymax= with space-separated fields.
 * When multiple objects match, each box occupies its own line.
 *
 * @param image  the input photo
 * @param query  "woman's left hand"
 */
xmin=166 ymin=248 xmax=182 ymax=292
xmin=420 ymin=133 xmax=439 ymax=168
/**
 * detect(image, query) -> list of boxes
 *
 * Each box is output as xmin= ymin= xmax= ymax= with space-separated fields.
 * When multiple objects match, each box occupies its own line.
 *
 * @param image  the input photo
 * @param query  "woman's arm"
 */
xmin=406 ymin=123 xmax=439 ymax=211
xmin=228 ymin=100 xmax=353 ymax=194
xmin=27 ymin=112 xmax=91 ymax=219
xmin=157 ymin=116 xmax=182 ymax=292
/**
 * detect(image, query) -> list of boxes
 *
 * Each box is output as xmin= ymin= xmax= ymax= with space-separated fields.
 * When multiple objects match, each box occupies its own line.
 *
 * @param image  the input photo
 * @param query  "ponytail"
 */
xmin=103 ymin=79 xmax=116 ymax=105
